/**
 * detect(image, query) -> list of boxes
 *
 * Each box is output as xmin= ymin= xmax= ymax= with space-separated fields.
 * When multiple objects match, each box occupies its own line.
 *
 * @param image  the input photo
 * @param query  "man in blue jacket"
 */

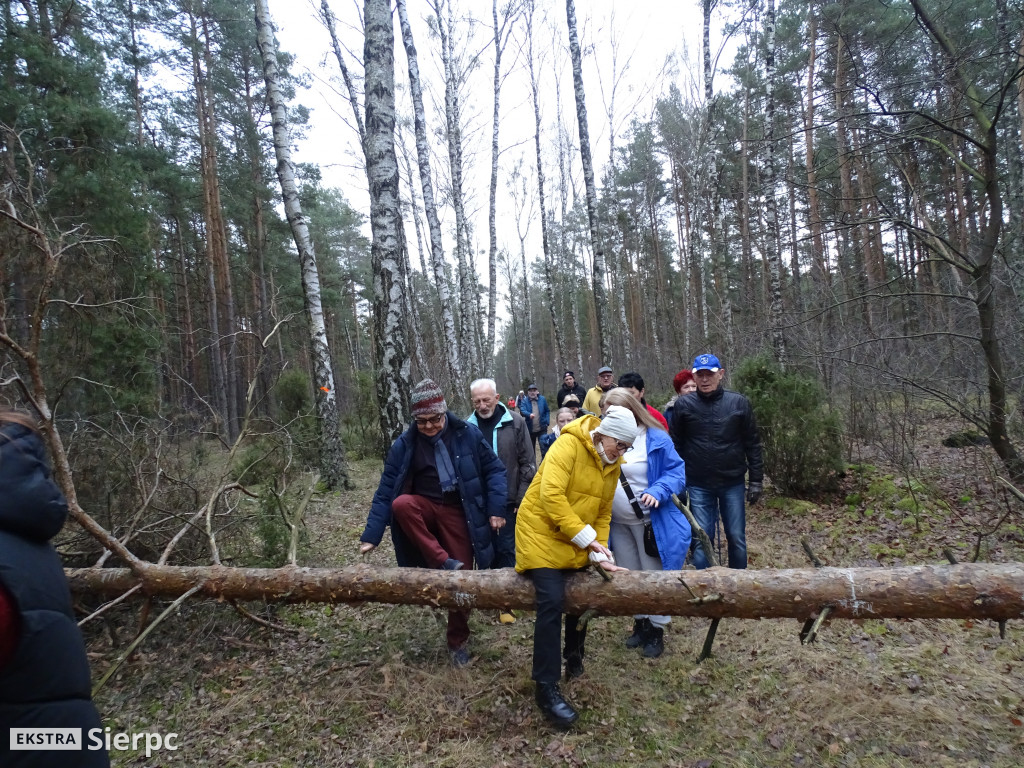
xmin=669 ymin=354 xmax=763 ymax=570
xmin=359 ymin=379 xmax=508 ymax=667
xmin=518 ymin=383 xmax=549 ymax=456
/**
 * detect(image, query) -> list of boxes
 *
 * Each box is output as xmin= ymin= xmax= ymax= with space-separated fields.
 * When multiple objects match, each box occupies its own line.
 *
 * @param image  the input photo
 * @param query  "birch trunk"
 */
xmin=433 ymin=0 xmax=478 ymax=375
xmin=396 ymin=0 xmax=462 ymax=394
xmin=363 ymin=0 xmax=412 ymax=448
xmin=254 ymin=0 xmax=350 ymax=488
xmin=764 ymin=0 xmax=787 ymax=366
xmin=803 ymin=5 xmax=828 ymax=288
xmin=566 ymin=0 xmax=611 ymax=364
xmin=67 ymin=563 xmax=1024 ymax=621
xmin=526 ymin=0 xmax=565 ymax=373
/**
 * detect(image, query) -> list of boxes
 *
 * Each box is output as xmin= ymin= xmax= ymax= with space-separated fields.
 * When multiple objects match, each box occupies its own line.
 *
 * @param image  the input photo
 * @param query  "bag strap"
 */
xmin=618 ymin=471 xmax=645 ymax=520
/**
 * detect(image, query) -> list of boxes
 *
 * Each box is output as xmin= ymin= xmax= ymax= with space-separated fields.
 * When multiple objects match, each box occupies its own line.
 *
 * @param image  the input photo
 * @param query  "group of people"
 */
xmin=359 ymin=353 xmax=763 ymax=730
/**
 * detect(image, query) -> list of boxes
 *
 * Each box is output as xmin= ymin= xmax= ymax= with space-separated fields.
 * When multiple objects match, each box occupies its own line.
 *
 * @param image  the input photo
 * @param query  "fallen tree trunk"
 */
xmin=66 ymin=562 xmax=1024 ymax=621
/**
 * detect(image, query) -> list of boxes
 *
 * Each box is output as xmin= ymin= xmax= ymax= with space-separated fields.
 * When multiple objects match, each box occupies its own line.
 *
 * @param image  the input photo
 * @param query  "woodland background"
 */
xmin=3 ymin=0 xmax=1024 ymax=618
xmin=4 ymin=1 xmax=1024 ymax=763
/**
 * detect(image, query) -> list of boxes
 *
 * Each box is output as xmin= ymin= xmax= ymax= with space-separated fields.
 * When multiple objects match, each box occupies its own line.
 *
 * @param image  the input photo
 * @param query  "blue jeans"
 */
xmin=689 ymin=484 xmax=747 ymax=569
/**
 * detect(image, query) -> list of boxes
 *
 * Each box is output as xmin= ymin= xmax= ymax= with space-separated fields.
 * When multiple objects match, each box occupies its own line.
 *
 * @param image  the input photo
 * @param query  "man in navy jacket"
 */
xmin=518 ymin=384 xmax=549 ymax=456
xmin=359 ymin=379 xmax=508 ymax=666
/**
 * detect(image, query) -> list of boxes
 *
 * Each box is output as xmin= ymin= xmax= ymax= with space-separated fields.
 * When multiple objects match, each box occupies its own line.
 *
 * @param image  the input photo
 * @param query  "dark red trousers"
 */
xmin=391 ymin=494 xmax=474 ymax=649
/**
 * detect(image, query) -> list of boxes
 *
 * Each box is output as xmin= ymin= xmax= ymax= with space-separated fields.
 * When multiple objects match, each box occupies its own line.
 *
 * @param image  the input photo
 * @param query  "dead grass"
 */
xmin=88 ymin=441 xmax=1024 ymax=767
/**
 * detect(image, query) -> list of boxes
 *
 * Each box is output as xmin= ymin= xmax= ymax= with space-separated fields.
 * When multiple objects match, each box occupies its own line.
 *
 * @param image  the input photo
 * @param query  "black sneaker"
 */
xmin=442 ymin=558 xmax=464 ymax=571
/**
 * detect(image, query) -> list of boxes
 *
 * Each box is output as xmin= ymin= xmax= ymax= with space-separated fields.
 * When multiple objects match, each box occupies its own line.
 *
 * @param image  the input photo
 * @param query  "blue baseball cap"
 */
xmin=692 ymin=353 xmax=722 ymax=372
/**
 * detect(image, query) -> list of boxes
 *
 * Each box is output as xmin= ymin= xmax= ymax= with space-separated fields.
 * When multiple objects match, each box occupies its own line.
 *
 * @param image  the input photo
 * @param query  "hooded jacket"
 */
xmin=466 ymin=403 xmax=535 ymax=510
xmin=515 ymin=415 xmax=622 ymax=572
xmin=670 ymin=384 xmax=763 ymax=488
xmin=360 ymin=412 xmax=508 ymax=569
xmin=0 ymin=423 xmax=109 ymax=768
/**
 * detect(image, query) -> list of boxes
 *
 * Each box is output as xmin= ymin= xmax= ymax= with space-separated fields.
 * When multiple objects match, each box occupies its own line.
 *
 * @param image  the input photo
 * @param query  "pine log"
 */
xmin=65 ymin=562 xmax=1024 ymax=620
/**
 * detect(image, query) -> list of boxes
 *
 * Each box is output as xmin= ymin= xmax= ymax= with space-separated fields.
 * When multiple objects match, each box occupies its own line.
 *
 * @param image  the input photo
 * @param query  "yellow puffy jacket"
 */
xmin=514 ymin=414 xmax=623 ymax=572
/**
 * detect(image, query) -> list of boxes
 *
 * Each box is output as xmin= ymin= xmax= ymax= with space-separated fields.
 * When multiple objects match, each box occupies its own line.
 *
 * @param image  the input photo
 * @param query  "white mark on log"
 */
xmin=453 ymin=591 xmax=475 ymax=608
xmin=836 ymin=569 xmax=873 ymax=617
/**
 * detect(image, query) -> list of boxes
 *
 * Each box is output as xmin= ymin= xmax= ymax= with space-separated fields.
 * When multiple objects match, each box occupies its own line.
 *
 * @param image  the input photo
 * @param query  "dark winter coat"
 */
xmin=555 ymin=383 xmax=587 ymax=409
xmin=669 ymin=385 xmax=763 ymax=489
xmin=360 ymin=412 xmax=508 ymax=569
xmin=467 ymin=403 xmax=535 ymax=510
xmin=0 ymin=423 xmax=109 ymax=768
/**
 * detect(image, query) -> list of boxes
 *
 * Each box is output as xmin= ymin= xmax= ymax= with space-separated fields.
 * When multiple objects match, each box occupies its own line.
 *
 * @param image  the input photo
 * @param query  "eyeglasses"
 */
xmin=414 ymin=413 xmax=445 ymax=428
xmin=603 ymin=436 xmax=633 ymax=453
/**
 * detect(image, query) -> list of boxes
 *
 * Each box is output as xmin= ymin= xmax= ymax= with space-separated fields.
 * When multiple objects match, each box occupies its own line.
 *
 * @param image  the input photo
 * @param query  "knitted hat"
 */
xmin=595 ymin=405 xmax=638 ymax=444
xmin=410 ymin=379 xmax=447 ymax=418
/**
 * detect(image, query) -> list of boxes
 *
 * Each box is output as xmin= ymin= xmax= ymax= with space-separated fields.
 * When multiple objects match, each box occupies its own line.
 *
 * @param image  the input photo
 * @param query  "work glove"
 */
xmin=746 ymin=482 xmax=762 ymax=505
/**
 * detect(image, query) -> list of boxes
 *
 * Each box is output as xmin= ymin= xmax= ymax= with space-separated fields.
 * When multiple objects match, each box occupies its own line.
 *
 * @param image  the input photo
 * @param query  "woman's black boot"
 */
xmin=535 ymin=682 xmax=579 ymax=729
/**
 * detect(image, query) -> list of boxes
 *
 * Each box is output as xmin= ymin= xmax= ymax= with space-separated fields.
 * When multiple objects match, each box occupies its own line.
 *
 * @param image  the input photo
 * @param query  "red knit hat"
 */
xmin=410 ymin=379 xmax=447 ymax=418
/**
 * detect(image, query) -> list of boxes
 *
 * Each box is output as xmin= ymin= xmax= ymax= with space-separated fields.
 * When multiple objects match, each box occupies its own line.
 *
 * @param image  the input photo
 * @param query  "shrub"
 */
xmin=734 ymin=354 xmax=844 ymax=496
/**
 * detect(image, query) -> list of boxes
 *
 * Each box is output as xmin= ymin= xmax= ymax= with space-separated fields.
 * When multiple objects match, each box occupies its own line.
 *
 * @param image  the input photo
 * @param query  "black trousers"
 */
xmin=524 ymin=567 xmax=587 ymax=683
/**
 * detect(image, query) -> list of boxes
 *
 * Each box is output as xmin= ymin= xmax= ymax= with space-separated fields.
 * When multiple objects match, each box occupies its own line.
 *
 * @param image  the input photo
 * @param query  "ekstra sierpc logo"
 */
xmin=10 ymin=728 xmax=83 ymax=750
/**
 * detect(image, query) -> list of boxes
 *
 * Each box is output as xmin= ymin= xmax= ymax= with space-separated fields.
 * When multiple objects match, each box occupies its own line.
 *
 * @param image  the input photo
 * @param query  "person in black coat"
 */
xmin=359 ymin=379 xmax=508 ymax=667
xmin=669 ymin=354 xmax=763 ymax=570
xmin=0 ymin=410 xmax=110 ymax=767
xmin=554 ymin=371 xmax=587 ymax=410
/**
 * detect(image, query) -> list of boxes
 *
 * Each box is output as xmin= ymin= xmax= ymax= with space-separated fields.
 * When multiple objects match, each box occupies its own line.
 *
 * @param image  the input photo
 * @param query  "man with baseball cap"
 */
xmin=669 ymin=354 xmax=763 ymax=569
xmin=582 ymin=365 xmax=615 ymax=414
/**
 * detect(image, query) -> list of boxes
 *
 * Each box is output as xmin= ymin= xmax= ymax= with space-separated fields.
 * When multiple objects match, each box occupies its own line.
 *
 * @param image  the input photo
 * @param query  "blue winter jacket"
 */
xmin=519 ymin=394 xmax=550 ymax=433
xmin=360 ymin=412 xmax=508 ymax=569
xmin=615 ymin=427 xmax=691 ymax=570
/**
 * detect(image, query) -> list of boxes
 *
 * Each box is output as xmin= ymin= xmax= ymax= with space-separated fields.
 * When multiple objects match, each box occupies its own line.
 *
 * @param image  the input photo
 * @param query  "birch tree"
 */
xmin=364 ymin=0 xmax=412 ymax=447
xmin=764 ymin=0 xmax=787 ymax=366
xmin=525 ymin=0 xmax=564 ymax=374
xmin=565 ymin=0 xmax=611 ymax=364
xmin=485 ymin=0 xmax=520 ymax=366
xmin=396 ymin=0 xmax=462 ymax=394
xmin=254 ymin=0 xmax=350 ymax=489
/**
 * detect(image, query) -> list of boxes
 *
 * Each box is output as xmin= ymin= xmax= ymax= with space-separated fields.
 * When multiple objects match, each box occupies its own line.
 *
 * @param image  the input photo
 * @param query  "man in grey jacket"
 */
xmin=468 ymin=378 xmax=536 ymax=622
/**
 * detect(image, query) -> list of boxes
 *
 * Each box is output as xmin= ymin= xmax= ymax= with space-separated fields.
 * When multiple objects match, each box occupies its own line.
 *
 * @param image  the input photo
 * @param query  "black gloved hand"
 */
xmin=746 ymin=482 xmax=763 ymax=505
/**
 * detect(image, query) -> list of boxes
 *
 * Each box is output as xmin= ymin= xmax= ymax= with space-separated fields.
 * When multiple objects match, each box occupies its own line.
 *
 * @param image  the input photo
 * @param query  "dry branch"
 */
xmin=66 ymin=562 xmax=1024 ymax=621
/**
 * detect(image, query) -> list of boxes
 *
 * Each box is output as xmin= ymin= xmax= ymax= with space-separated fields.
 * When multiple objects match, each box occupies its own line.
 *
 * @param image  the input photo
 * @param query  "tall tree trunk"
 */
xmin=254 ymin=0 xmax=350 ymax=488
xmin=803 ymin=5 xmax=828 ymax=289
xmin=485 ymin=0 xmax=515 ymax=370
xmin=566 ymin=0 xmax=611 ymax=365
xmin=526 ymin=0 xmax=565 ymax=375
xmin=433 ymin=0 xmax=478 ymax=376
xmin=764 ymin=0 xmax=787 ymax=367
xmin=363 ymin=0 xmax=412 ymax=449
xmin=396 ymin=0 xmax=462 ymax=394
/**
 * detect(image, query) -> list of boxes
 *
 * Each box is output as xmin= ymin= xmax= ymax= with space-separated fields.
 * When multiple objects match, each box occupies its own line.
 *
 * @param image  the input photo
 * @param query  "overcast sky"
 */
xmin=263 ymin=0 xmax=725 ymax=318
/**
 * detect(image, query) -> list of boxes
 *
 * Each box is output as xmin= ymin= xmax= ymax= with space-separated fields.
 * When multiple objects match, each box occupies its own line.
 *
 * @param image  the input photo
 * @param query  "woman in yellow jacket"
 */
xmin=515 ymin=405 xmax=638 ymax=729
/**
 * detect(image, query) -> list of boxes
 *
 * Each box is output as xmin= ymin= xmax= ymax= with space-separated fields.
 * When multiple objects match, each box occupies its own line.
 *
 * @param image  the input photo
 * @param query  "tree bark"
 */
xmin=566 ymin=0 xmax=611 ymax=365
xmin=764 ymin=0 xmax=787 ymax=367
xmin=254 ymin=0 xmax=350 ymax=489
xmin=67 ymin=563 xmax=1024 ymax=621
xmin=396 ymin=0 xmax=462 ymax=395
xmin=364 ymin=0 xmax=412 ymax=449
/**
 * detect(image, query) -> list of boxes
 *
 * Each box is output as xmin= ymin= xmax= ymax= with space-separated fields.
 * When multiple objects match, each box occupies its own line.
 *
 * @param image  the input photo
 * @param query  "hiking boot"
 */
xmin=626 ymin=618 xmax=651 ymax=649
xmin=442 ymin=558 xmax=464 ymax=571
xmin=449 ymin=646 xmax=471 ymax=668
xmin=643 ymin=625 xmax=665 ymax=658
xmin=564 ymin=654 xmax=584 ymax=680
xmin=535 ymin=682 xmax=578 ymax=729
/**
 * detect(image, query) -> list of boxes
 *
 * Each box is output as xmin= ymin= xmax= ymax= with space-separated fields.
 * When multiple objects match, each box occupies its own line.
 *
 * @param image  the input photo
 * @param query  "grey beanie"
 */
xmin=595 ymin=405 xmax=638 ymax=444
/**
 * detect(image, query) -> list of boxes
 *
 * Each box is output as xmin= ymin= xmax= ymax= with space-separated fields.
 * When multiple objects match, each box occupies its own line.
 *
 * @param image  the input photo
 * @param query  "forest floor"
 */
xmin=87 ymin=413 xmax=1024 ymax=767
